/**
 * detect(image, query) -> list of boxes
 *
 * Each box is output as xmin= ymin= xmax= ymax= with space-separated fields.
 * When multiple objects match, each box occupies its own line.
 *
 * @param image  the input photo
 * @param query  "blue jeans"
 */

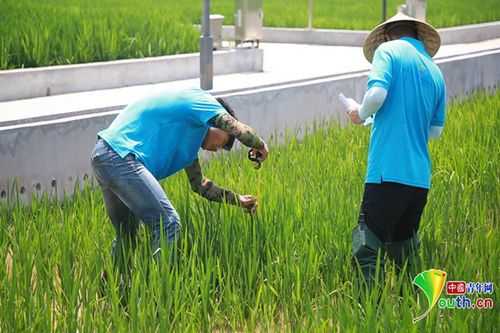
xmin=90 ymin=138 xmax=181 ymax=264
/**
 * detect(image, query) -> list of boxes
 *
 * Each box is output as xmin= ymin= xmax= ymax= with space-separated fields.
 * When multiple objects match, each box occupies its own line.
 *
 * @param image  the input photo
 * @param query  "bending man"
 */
xmin=90 ymin=88 xmax=268 ymax=267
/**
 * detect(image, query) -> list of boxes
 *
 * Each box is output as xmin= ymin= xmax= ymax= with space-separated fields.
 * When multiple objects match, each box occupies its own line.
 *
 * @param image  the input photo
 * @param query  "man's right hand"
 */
xmin=239 ymin=195 xmax=258 ymax=214
xmin=256 ymin=141 xmax=269 ymax=161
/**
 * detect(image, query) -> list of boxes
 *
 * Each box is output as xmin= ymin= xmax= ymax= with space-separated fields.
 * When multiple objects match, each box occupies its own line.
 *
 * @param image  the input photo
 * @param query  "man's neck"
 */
xmin=398 ymin=34 xmax=418 ymax=40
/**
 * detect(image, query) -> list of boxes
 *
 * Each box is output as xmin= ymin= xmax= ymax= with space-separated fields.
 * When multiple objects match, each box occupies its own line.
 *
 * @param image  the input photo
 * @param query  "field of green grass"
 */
xmin=0 ymin=90 xmax=498 ymax=331
xmin=1 ymin=0 xmax=499 ymax=70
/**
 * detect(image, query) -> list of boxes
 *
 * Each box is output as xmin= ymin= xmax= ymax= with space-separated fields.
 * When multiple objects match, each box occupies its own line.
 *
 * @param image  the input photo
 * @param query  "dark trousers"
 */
xmin=358 ymin=182 xmax=429 ymax=243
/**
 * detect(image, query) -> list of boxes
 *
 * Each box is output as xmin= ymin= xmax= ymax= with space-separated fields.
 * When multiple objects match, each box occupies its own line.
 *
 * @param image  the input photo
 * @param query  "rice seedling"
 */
xmin=0 ymin=90 xmax=498 ymax=331
xmin=0 ymin=0 xmax=499 ymax=69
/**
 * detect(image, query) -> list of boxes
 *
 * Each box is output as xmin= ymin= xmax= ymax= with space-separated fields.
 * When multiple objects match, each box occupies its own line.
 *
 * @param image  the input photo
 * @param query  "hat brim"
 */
xmin=363 ymin=13 xmax=441 ymax=63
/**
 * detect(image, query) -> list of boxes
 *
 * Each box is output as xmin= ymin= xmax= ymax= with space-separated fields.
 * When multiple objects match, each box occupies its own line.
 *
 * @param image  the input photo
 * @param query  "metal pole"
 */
xmin=308 ymin=0 xmax=313 ymax=30
xmin=200 ymin=0 xmax=213 ymax=90
xmin=382 ymin=0 xmax=387 ymax=21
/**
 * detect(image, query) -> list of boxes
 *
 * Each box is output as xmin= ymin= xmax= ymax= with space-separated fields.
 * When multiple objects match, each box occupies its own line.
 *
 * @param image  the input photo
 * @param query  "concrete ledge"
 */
xmin=436 ymin=49 xmax=500 ymax=100
xmin=0 ymin=48 xmax=263 ymax=102
xmin=217 ymin=50 xmax=500 ymax=140
xmin=222 ymin=26 xmax=368 ymax=46
xmin=439 ymin=21 xmax=500 ymax=45
xmin=222 ymin=21 xmax=500 ymax=46
xmin=0 ymin=49 xmax=498 ymax=203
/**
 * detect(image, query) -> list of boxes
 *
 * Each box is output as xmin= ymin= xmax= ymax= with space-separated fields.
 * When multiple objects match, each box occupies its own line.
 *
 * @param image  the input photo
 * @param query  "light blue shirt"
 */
xmin=366 ymin=37 xmax=446 ymax=189
xmin=98 ymin=88 xmax=226 ymax=180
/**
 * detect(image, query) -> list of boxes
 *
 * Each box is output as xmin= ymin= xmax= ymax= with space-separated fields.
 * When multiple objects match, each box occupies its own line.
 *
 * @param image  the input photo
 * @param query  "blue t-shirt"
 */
xmin=366 ymin=37 xmax=446 ymax=189
xmin=98 ymin=88 xmax=226 ymax=180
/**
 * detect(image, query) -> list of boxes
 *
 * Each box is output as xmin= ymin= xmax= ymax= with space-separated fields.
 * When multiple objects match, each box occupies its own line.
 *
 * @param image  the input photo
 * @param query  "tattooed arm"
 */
xmin=210 ymin=113 xmax=264 ymax=149
xmin=184 ymin=159 xmax=240 ymax=205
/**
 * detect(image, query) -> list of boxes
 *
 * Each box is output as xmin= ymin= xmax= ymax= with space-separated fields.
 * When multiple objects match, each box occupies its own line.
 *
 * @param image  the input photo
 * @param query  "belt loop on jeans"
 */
xmin=125 ymin=153 xmax=136 ymax=161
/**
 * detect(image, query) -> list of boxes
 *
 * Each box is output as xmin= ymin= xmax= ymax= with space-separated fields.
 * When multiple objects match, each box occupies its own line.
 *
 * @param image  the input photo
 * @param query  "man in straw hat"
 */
xmin=340 ymin=13 xmax=447 ymax=287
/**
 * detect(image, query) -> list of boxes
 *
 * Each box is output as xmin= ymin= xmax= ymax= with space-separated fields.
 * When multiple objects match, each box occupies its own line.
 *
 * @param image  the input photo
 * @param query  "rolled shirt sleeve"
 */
xmin=190 ymin=93 xmax=227 ymax=126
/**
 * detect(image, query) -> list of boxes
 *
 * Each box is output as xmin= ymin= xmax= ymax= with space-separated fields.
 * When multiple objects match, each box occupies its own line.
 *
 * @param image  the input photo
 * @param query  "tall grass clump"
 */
xmin=0 ymin=90 xmax=498 ymax=331
xmin=1 ymin=0 xmax=500 ymax=69
xmin=0 ymin=0 xmax=200 ymax=70
xmin=309 ymin=0 xmax=500 ymax=30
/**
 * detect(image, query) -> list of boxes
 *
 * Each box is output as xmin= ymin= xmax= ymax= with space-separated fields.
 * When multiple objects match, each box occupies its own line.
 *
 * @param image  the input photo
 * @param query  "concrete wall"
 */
xmin=439 ymin=22 xmax=500 ymax=45
xmin=0 ymin=50 xmax=498 ymax=203
xmin=0 ymin=48 xmax=263 ymax=102
xmin=216 ymin=50 xmax=500 ymax=139
xmin=437 ymin=50 xmax=500 ymax=100
xmin=221 ymin=21 xmax=500 ymax=46
xmin=0 ymin=113 xmax=116 ymax=202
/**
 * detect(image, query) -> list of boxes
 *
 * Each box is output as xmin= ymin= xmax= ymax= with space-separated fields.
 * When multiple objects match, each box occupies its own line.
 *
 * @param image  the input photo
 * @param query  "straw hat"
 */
xmin=363 ymin=12 xmax=441 ymax=63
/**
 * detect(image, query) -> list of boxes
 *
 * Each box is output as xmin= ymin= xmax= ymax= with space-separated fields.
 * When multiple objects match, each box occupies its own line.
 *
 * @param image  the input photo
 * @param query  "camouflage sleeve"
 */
xmin=211 ymin=113 xmax=264 ymax=149
xmin=184 ymin=159 xmax=240 ymax=205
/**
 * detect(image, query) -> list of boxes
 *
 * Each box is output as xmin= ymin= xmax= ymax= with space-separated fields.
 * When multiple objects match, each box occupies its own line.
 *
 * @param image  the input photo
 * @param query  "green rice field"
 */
xmin=1 ymin=0 xmax=499 ymax=69
xmin=0 ymin=90 xmax=498 ymax=331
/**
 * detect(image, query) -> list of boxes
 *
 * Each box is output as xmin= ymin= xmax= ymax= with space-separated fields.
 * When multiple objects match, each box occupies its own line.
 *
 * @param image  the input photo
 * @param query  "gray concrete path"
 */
xmin=1 ymin=38 xmax=499 ymax=127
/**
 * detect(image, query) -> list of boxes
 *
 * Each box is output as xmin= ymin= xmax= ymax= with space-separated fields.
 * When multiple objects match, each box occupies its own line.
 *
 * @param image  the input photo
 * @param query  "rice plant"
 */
xmin=0 ymin=90 xmax=498 ymax=331
xmin=0 ymin=0 xmax=499 ymax=69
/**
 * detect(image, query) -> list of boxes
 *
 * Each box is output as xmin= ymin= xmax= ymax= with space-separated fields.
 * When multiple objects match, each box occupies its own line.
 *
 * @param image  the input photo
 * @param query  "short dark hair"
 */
xmin=215 ymin=97 xmax=237 ymax=150
xmin=385 ymin=21 xmax=418 ymax=40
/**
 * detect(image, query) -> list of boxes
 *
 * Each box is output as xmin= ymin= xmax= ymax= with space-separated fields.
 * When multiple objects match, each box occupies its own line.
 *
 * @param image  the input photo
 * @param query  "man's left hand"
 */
xmin=339 ymin=94 xmax=364 ymax=125
xmin=348 ymin=109 xmax=364 ymax=125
